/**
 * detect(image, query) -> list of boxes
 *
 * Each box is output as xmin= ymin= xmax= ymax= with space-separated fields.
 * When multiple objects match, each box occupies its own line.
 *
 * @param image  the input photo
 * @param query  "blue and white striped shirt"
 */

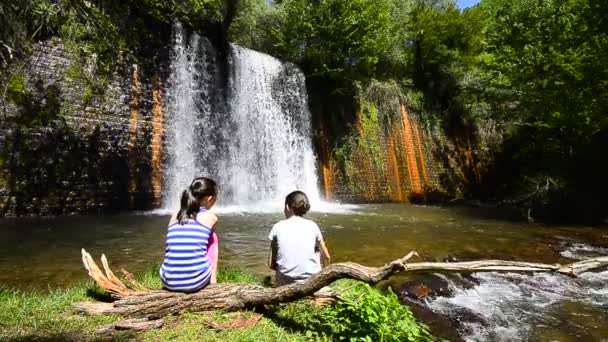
xmin=159 ymin=215 xmax=213 ymax=292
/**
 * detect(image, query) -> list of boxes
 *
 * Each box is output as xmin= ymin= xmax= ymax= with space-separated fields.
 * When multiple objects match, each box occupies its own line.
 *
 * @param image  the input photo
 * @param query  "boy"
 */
xmin=268 ymin=191 xmax=331 ymax=286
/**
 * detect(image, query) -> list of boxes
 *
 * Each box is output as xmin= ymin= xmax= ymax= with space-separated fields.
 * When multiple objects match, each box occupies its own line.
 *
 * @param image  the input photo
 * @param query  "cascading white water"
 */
xmin=163 ymin=23 xmax=225 ymax=209
xmin=162 ymin=23 xmax=320 ymax=211
xmin=425 ymin=242 xmax=608 ymax=341
xmin=226 ymin=46 xmax=319 ymax=206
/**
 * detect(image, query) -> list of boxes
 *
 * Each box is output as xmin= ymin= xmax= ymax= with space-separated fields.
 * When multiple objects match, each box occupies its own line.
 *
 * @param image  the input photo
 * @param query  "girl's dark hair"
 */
xmin=176 ymin=177 xmax=217 ymax=225
xmin=285 ymin=191 xmax=310 ymax=216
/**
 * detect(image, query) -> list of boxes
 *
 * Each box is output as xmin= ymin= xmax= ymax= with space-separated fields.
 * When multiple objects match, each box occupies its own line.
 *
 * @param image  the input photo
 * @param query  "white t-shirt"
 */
xmin=268 ymin=215 xmax=323 ymax=281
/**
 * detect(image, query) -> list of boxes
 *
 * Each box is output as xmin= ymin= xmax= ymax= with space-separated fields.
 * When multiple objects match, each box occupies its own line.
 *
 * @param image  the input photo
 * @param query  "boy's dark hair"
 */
xmin=285 ymin=191 xmax=310 ymax=216
xmin=177 ymin=177 xmax=217 ymax=225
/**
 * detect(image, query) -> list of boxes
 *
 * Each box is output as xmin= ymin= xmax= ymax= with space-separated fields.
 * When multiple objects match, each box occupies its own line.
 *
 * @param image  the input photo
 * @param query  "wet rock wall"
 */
xmin=0 ymin=40 xmax=165 ymax=216
xmin=318 ymin=100 xmax=471 ymax=204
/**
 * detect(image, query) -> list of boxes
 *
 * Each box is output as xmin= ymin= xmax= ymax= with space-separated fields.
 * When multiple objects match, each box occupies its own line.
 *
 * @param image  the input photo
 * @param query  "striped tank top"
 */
xmin=159 ymin=209 xmax=213 ymax=292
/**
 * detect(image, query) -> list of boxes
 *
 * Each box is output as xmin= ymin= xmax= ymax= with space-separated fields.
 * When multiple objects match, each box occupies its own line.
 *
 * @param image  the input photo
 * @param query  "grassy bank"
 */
xmin=0 ymin=265 xmax=433 ymax=341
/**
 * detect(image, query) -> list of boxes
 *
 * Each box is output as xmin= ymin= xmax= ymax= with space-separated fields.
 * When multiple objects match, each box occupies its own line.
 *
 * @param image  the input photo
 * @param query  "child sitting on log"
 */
xmin=159 ymin=177 xmax=220 ymax=292
xmin=268 ymin=191 xmax=331 ymax=287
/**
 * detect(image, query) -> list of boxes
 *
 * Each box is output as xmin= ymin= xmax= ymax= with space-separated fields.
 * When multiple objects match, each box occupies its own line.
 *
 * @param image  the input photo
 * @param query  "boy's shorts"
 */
xmin=274 ymin=272 xmax=334 ymax=297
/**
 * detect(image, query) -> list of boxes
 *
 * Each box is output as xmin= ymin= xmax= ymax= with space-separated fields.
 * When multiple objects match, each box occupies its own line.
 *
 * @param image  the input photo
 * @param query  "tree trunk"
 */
xmin=74 ymin=249 xmax=608 ymax=321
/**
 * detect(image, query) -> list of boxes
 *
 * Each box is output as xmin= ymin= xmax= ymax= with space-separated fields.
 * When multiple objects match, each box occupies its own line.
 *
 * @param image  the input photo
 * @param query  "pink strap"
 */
xmin=207 ymin=231 xmax=219 ymax=283
xmin=208 ymin=231 xmax=219 ymax=263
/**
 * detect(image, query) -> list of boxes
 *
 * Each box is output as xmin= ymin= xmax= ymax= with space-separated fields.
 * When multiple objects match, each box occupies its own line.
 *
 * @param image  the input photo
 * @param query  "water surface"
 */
xmin=1 ymin=204 xmax=606 ymax=340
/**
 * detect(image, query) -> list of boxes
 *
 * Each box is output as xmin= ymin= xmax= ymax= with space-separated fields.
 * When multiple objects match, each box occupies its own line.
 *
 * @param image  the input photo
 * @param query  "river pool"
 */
xmin=1 ymin=204 xmax=606 ymax=340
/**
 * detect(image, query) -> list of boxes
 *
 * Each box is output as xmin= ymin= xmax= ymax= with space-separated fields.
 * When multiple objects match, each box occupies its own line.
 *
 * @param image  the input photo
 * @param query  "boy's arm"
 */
xmin=319 ymin=238 xmax=331 ymax=267
xmin=269 ymin=237 xmax=278 ymax=270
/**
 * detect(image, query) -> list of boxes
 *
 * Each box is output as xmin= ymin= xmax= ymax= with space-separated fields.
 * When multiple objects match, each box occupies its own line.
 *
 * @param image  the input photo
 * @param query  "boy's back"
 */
xmin=268 ymin=215 xmax=322 ymax=283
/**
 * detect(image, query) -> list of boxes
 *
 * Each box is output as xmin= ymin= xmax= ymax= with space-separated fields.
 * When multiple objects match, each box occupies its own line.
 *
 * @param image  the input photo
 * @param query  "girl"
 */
xmin=268 ymin=190 xmax=331 ymax=286
xmin=160 ymin=177 xmax=219 ymax=292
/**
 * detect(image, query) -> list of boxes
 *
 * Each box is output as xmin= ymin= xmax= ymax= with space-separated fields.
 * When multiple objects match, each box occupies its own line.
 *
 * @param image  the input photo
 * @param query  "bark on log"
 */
xmin=75 ymin=249 xmax=608 ymax=321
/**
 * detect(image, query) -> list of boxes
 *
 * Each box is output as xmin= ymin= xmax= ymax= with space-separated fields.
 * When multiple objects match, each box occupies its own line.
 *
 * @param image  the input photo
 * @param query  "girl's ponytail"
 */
xmin=177 ymin=187 xmax=198 ymax=225
xmin=175 ymin=177 xmax=218 ymax=225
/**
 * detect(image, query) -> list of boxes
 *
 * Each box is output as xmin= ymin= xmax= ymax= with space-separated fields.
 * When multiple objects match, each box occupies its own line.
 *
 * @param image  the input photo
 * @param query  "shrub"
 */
xmin=278 ymin=280 xmax=433 ymax=342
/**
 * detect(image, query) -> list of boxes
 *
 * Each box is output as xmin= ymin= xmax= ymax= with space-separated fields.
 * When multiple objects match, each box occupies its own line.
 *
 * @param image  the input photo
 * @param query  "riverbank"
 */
xmin=0 ymin=265 xmax=433 ymax=341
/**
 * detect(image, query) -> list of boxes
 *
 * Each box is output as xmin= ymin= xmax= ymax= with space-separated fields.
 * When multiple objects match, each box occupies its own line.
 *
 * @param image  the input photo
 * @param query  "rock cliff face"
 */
xmin=318 ymin=109 xmax=469 ymax=204
xmin=0 ymin=40 xmax=166 ymax=216
xmin=315 ymin=86 xmax=471 ymax=204
xmin=0 ymin=36 xmax=466 ymax=216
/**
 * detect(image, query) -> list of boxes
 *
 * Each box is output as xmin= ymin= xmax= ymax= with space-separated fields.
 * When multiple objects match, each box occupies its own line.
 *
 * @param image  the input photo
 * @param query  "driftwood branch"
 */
xmin=75 ymin=249 xmax=608 ymax=322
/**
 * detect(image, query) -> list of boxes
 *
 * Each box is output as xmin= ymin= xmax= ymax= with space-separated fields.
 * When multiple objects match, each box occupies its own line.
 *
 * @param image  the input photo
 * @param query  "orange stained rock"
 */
xmin=352 ymin=147 xmax=377 ymax=201
xmin=387 ymin=128 xmax=405 ymax=202
xmin=151 ymin=75 xmax=163 ymax=208
xmin=414 ymin=284 xmax=433 ymax=298
xmin=128 ymin=64 xmax=140 ymax=208
xmin=356 ymin=110 xmax=365 ymax=139
xmin=319 ymin=122 xmax=333 ymax=200
xmin=412 ymin=121 xmax=430 ymax=186
xmin=400 ymin=103 xmax=423 ymax=194
xmin=354 ymin=108 xmax=378 ymax=200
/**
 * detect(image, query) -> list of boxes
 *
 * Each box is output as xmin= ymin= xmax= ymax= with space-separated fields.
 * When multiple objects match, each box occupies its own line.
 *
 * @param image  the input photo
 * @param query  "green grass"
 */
xmin=0 ymin=267 xmax=434 ymax=341
xmin=140 ymin=312 xmax=305 ymax=342
xmin=0 ymin=283 xmax=122 ymax=341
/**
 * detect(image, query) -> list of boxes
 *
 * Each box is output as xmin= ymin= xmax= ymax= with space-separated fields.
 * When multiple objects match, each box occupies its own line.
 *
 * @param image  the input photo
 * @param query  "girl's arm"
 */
xmin=198 ymin=212 xmax=219 ymax=283
xmin=168 ymin=213 xmax=178 ymax=225
xmin=208 ymin=231 xmax=219 ymax=283
xmin=319 ymin=238 xmax=331 ymax=267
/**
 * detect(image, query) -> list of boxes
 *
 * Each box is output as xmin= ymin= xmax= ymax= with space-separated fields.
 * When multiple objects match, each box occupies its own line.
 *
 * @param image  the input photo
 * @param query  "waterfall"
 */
xmin=162 ymin=23 xmax=319 ymax=211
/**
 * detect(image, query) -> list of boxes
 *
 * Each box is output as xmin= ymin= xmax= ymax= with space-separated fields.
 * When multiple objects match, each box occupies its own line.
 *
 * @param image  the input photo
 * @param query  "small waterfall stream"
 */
xmin=163 ymin=23 xmax=319 ymax=210
xmin=418 ymin=242 xmax=608 ymax=341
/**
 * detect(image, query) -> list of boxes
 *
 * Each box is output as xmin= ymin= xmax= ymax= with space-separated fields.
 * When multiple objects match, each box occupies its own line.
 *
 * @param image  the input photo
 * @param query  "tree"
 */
xmin=408 ymin=0 xmax=482 ymax=117
xmin=270 ymin=0 xmax=395 ymax=81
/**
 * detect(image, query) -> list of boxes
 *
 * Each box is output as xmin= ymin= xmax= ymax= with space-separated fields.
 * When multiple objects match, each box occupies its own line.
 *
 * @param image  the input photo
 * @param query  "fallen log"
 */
xmin=75 ymin=249 xmax=608 ymax=322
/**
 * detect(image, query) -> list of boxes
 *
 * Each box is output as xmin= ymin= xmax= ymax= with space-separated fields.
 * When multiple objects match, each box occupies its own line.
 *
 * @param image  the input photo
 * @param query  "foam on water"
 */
xmin=559 ymin=242 xmax=608 ymax=260
xmin=426 ymin=243 xmax=608 ymax=341
xmin=145 ymin=200 xmax=360 ymax=216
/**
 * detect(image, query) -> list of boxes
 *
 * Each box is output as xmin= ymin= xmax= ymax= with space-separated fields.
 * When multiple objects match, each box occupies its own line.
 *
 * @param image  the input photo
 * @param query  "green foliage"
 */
xmin=334 ymin=140 xmax=357 ymax=191
xmin=138 ymin=0 xmax=224 ymax=25
xmin=276 ymin=280 xmax=433 ymax=342
xmin=359 ymin=100 xmax=386 ymax=174
xmin=5 ymin=72 xmax=28 ymax=105
xmin=228 ymin=0 xmax=278 ymax=50
xmin=82 ymin=85 xmax=94 ymax=105
xmin=267 ymin=0 xmax=397 ymax=81
xmin=216 ymin=265 xmax=259 ymax=284
xmin=0 ymin=0 xmax=58 ymax=66
xmin=459 ymin=0 xmax=608 ymax=220
xmin=409 ymin=0 xmax=483 ymax=118
xmin=362 ymin=80 xmax=404 ymax=131
xmin=1 ymin=0 xmax=226 ymax=76
xmin=479 ymin=0 xmax=608 ymax=162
